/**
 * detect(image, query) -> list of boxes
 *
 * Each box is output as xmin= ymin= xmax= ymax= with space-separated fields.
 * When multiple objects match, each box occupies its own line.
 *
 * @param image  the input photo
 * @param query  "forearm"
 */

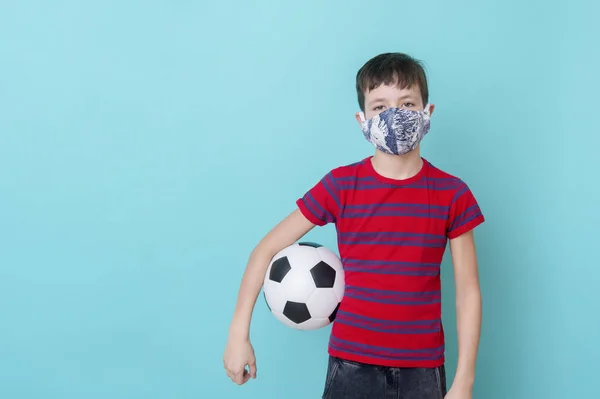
xmin=227 ymin=209 xmax=315 ymax=341
xmin=228 ymin=246 xmax=275 ymax=339
xmin=453 ymin=284 xmax=482 ymax=387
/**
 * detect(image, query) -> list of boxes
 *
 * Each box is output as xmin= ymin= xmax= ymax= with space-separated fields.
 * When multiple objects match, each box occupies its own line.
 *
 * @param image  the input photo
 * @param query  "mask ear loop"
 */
xmin=423 ymin=103 xmax=432 ymax=117
xmin=358 ymin=112 xmax=366 ymax=122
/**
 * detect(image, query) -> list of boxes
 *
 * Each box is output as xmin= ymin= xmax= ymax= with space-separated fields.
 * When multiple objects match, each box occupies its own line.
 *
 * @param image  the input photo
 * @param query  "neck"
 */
xmin=371 ymin=149 xmax=423 ymax=180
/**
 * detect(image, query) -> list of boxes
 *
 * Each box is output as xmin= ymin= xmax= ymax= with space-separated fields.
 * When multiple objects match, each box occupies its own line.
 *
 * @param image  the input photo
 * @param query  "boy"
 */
xmin=223 ymin=52 xmax=484 ymax=399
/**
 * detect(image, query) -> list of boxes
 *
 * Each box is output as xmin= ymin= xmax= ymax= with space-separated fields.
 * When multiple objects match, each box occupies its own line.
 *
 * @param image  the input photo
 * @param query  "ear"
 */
xmin=355 ymin=112 xmax=365 ymax=126
xmin=427 ymin=104 xmax=435 ymax=116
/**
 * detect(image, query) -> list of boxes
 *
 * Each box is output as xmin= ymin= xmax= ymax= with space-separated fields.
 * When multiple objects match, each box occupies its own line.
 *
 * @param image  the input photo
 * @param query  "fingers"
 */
xmin=225 ymin=366 xmax=250 ymax=385
xmin=234 ymin=368 xmax=253 ymax=385
xmin=242 ymin=368 xmax=252 ymax=384
xmin=234 ymin=370 xmax=245 ymax=385
xmin=224 ymin=362 xmax=256 ymax=385
xmin=249 ymin=362 xmax=257 ymax=379
xmin=225 ymin=368 xmax=240 ymax=384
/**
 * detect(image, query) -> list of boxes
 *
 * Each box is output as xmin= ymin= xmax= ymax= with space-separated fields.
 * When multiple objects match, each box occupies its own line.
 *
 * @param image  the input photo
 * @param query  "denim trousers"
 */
xmin=321 ymin=356 xmax=447 ymax=399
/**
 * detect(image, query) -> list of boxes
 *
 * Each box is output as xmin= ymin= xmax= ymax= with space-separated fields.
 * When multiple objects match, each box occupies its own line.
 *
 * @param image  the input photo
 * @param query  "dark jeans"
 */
xmin=322 ymin=356 xmax=447 ymax=399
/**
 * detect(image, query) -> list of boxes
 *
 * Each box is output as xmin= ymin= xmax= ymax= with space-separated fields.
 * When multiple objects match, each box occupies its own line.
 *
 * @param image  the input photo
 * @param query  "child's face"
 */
xmin=357 ymin=83 xmax=432 ymax=121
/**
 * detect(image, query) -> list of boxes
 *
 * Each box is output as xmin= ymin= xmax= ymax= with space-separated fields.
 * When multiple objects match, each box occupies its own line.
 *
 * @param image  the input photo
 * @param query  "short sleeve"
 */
xmin=296 ymin=171 xmax=341 ymax=226
xmin=447 ymin=181 xmax=485 ymax=239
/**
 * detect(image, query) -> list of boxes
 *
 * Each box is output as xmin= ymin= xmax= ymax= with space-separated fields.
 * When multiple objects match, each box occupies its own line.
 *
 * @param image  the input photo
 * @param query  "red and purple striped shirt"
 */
xmin=296 ymin=156 xmax=484 ymax=368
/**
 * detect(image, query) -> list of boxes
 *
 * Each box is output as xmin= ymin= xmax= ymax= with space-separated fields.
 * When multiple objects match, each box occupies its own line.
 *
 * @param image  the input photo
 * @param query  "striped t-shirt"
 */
xmin=296 ymin=156 xmax=484 ymax=368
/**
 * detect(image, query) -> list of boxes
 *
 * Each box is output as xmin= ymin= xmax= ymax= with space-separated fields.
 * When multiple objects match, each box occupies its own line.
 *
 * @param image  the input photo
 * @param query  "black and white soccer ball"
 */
xmin=263 ymin=242 xmax=344 ymax=331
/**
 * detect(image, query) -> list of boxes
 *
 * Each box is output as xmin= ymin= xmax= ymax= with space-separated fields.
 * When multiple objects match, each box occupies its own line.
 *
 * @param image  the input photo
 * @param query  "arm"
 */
xmin=228 ymin=208 xmax=315 ymax=339
xmin=223 ymin=209 xmax=316 ymax=385
xmin=447 ymin=230 xmax=482 ymax=397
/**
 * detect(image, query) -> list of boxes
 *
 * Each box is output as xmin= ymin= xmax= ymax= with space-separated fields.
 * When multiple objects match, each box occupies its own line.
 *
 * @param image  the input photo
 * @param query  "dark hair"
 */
xmin=356 ymin=52 xmax=429 ymax=111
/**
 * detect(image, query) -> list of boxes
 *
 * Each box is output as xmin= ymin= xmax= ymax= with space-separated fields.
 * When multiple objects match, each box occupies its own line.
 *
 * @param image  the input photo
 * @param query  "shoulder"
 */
xmin=425 ymin=159 xmax=470 ymax=193
xmin=424 ymin=160 xmax=485 ymax=237
xmin=425 ymin=159 xmax=463 ymax=182
xmin=326 ymin=157 xmax=370 ymax=179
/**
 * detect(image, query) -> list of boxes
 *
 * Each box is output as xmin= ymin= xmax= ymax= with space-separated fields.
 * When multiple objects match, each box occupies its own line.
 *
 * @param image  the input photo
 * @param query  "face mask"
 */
xmin=358 ymin=105 xmax=433 ymax=155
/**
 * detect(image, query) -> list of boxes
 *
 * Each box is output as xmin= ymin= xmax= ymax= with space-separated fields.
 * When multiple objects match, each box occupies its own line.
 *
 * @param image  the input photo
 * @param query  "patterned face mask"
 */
xmin=358 ymin=105 xmax=433 ymax=155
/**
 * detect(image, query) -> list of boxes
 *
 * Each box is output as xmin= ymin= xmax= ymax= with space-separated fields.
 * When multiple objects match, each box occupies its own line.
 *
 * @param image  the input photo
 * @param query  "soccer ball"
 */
xmin=262 ymin=242 xmax=344 ymax=331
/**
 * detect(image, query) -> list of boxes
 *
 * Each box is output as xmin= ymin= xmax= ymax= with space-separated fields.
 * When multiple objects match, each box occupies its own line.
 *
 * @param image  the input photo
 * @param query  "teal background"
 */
xmin=1 ymin=1 xmax=598 ymax=398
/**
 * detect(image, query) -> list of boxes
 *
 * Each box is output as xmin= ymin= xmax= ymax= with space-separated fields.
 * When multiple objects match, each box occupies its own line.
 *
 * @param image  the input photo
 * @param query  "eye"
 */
xmin=373 ymin=105 xmax=386 ymax=111
xmin=403 ymin=102 xmax=415 ymax=108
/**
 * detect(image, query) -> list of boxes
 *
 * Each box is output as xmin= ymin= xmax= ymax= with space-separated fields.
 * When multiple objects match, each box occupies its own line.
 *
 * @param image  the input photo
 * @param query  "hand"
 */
xmin=223 ymin=335 xmax=257 ymax=385
xmin=445 ymin=384 xmax=472 ymax=399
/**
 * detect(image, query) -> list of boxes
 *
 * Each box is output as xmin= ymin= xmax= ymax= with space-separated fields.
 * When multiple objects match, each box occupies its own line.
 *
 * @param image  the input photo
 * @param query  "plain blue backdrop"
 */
xmin=1 ymin=1 xmax=598 ymax=398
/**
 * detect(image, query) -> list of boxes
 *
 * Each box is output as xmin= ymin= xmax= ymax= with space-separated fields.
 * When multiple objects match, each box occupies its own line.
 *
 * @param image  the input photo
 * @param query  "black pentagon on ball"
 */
xmin=283 ymin=301 xmax=311 ymax=324
xmin=310 ymin=261 xmax=336 ymax=288
xmin=329 ymin=302 xmax=340 ymax=322
xmin=298 ymin=241 xmax=323 ymax=248
xmin=269 ymin=256 xmax=291 ymax=283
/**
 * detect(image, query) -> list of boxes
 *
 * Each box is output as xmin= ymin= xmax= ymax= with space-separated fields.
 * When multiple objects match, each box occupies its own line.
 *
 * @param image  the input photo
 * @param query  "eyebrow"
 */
xmin=367 ymin=95 xmax=416 ymax=106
